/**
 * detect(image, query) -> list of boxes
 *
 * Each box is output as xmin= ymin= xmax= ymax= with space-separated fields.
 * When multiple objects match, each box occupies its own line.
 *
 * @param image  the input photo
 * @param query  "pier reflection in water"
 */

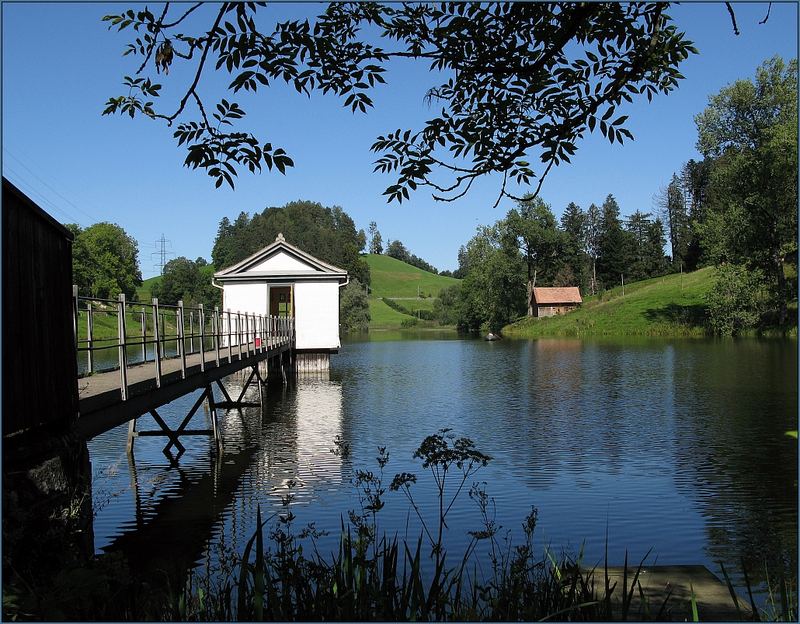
xmin=90 ymin=369 xmax=346 ymax=586
xmin=88 ymin=336 xmax=797 ymax=598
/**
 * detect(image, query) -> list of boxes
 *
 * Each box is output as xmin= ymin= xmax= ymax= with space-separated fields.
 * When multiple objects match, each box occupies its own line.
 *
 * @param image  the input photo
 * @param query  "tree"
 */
xmin=585 ymin=203 xmax=602 ymax=294
xmin=643 ymin=218 xmax=669 ymax=278
xmin=368 ymin=221 xmax=383 ymax=254
xmin=372 ymin=231 xmax=384 ymax=255
xmin=457 ymin=226 xmax=525 ymax=332
xmin=211 ymin=200 xmax=371 ymax=286
xmin=452 ymin=246 xmax=469 ymax=280
xmin=706 ymin=264 xmax=765 ymax=335
xmin=432 ymin=284 xmax=461 ymax=326
xmin=560 ymin=202 xmax=589 ymax=292
xmin=152 ymin=256 xmax=220 ymax=309
xmin=386 ymin=240 xmax=409 ymax=263
xmin=680 ymin=158 xmax=712 ymax=270
xmin=695 ymin=56 xmax=798 ymax=325
xmin=356 ymin=229 xmax=367 ymax=254
xmin=102 ymin=3 xmax=696 ymax=203
xmin=625 ymin=210 xmax=652 ymax=281
xmin=596 ymin=194 xmax=635 ymax=289
xmin=339 ymin=278 xmax=370 ymax=333
xmin=504 ymin=196 xmax=565 ymax=316
xmin=656 ymin=173 xmax=690 ymax=267
xmin=70 ymin=222 xmax=142 ymax=299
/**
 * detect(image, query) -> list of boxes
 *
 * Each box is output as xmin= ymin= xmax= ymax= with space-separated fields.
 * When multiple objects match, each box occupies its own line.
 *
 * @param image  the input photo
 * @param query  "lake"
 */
xmin=88 ymin=333 xmax=797 ymax=596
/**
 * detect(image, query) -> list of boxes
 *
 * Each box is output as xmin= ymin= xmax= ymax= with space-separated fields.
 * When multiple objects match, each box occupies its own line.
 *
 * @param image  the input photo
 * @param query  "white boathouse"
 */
xmin=213 ymin=233 xmax=348 ymax=369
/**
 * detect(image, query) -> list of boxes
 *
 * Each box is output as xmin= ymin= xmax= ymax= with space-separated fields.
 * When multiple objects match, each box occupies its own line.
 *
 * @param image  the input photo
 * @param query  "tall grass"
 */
xmin=4 ymin=430 xmax=796 ymax=621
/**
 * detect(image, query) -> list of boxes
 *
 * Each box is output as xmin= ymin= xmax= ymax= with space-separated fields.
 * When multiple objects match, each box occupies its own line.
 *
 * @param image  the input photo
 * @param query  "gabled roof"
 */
xmin=214 ymin=233 xmax=348 ymax=282
xmin=533 ymin=287 xmax=582 ymax=305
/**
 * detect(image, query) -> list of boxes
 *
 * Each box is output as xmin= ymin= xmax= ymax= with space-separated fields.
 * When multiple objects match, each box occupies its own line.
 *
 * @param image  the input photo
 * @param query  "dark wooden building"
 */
xmin=3 ymin=177 xmax=78 ymax=439
xmin=532 ymin=286 xmax=583 ymax=317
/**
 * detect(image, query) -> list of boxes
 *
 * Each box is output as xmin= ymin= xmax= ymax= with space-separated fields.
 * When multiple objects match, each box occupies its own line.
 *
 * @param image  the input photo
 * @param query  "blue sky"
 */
xmin=2 ymin=2 xmax=797 ymax=278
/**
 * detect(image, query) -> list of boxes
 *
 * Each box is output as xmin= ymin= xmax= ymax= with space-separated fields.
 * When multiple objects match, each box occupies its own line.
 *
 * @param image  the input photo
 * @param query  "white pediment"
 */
xmin=248 ymin=250 xmax=318 ymax=274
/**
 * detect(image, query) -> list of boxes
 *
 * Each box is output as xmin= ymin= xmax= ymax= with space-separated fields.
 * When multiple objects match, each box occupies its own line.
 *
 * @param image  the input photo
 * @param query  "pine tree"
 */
xmin=560 ymin=202 xmax=589 ymax=292
xmin=596 ymin=194 xmax=635 ymax=289
xmin=585 ymin=203 xmax=602 ymax=294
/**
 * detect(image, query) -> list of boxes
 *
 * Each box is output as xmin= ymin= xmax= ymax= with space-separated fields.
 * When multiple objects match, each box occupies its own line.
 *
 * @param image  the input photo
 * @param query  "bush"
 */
xmin=400 ymin=317 xmax=418 ymax=328
xmin=706 ymin=264 xmax=766 ymax=335
xmin=340 ymin=278 xmax=370 ymax=332
xmin=381 ymin=297 xmax=411 ymax=315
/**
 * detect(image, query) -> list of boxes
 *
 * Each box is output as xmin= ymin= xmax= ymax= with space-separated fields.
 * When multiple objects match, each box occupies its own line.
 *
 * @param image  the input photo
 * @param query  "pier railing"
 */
xmin=73 ymin=287 xmax=294 ymax=399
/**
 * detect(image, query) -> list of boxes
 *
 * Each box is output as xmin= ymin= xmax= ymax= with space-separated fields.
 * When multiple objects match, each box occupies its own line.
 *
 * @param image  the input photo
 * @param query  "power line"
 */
xmin=2 ymin=166 xmax=84 ymax=224
xmin=3 ymin=149 xmax=99 ymax=223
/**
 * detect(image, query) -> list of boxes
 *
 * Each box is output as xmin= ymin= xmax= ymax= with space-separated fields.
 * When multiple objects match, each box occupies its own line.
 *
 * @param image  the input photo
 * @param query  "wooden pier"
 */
xmin=74 ymin=292 xmax=295 ymax=450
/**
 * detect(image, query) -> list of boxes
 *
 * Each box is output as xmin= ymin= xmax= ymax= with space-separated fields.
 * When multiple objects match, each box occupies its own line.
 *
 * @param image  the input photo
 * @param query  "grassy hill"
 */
xmin=365 ymin=254 xmax=459 ymax=298
xmin=503 ymin=267 xmax=717 ymax=338
xmin=136 ymin=275 xmax=162 ymax=301
xmin=364 ymin=254 xmax=460 ymax=329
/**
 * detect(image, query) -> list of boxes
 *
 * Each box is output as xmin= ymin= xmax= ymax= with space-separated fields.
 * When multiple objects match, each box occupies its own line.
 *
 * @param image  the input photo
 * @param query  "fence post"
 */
xmin=87 ymin=302 xmax=94 ymax=374
xmin=199 ymin=304 xmax=206 ymax=372
xmin=117 ymin=293 xmax=129 ymax=400
xmin=189 ymin=310 xmax=195 ymax=355
xmin=140 ymin=309 xmax=146 ymax=363
xmin=160 ymin=312 xmax=166 ymax=353
xmin=214 ymin=306 xmax=220 ymax=368
xmin=237 ymin=313 xmax=243 ymax=360
xmin=177 ymin=300 xmax=186 ymax=378
xmin=227 ymin=309 xmax=233 ymax=363
xmin=152 ymin=298 xmax=162 ymax=387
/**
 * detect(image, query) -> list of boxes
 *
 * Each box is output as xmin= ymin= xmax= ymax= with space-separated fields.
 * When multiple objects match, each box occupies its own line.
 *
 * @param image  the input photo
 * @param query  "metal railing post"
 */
xmin=87 ymin=302 xmax=94 ymax=374
xmin=214 ymin=306 xmax=220 ymax=367
xmin=152 ymin=298 xmax=162 ymax=387
xmin=237 ymin=313 xmax=243 ymax=360
xmin=177 ymin=300 xmax=187 ymax=378
xmin=189 ymin=310 xmax=195 ymax=355
xmin=117 ymin=293 xmax=129 ymax=400
xmin=140 ymin=309 xmax=146 ymax=363
xmin=227 ymin=309 xmax=233 ymax=363
xmin=199 ymin=304 xmax=205 ymax=372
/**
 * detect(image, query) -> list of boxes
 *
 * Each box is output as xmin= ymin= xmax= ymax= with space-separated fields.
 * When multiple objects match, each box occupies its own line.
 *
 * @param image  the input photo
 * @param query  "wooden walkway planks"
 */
xmin=76 ymin=338 xmax=291 ymax=440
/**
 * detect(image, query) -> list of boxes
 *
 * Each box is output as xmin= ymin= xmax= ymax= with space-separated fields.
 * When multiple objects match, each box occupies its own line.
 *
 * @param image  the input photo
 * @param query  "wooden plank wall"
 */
xmin=2 ymin=179 xmax=79 ymax=437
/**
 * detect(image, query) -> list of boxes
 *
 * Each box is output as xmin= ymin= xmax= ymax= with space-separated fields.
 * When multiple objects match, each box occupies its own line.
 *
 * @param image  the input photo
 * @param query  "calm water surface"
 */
xmin=88 ymin=334 xmax=797 ymax=592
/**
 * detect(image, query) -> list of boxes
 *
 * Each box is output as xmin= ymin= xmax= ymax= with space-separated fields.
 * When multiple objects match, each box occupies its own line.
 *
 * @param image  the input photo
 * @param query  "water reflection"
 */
xmin=88 ymin=336 xmax=796 ymax=600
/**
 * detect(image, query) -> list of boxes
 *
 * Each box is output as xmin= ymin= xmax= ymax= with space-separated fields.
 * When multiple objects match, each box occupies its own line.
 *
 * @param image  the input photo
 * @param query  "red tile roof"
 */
xmin=533 ymin=287 xmax=582 ymax=305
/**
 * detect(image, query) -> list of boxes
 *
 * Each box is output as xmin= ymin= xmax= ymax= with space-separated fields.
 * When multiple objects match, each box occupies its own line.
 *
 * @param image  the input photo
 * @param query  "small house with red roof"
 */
xmin=532 ymin=287 xmax=582 ymax=317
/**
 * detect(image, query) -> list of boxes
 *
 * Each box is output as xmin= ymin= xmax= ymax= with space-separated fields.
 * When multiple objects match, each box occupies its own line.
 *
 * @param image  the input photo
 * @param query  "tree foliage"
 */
xmin=695 ymin=56 xmax=798 ymax=325
xmin=339 ymin=278 xmax=370 ymax=333
xmin=596 ymin=194 xmax=635 ymax=289
xmin=454 ymin=192 xmax=670 ymax=331
xmin=656 ymin=173 xmax=690 ymax=267
xmin=706 ymin=264 xmax=766 ymax=336
xmin=386 ymin=239 xmax=439 ymax=274
xmin=102 ymin=3 xmax=696 ymax=203
xmin=368 ymin=221 xmax=383 ymax=255
xmin=457 ymin=226 xmax=525 ymax=331
xmin=70 ymin=222 xmax=142 ymax=299
xmin=212 ymin=200 xmax=370 ymax=286
xmin=152 ymin=256 xmax=220 ymax=309
xmin=504 ymin=196 xmax=566 ymax=315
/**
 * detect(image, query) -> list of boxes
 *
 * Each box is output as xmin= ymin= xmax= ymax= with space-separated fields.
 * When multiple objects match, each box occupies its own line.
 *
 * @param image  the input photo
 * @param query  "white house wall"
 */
xmin=294 ymin=281 xmax=341 ymax=350
xmin=251 ymin=250 xmax=314 ymax=273
xmin=222 ymin=282 xmax=268 ymax=345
